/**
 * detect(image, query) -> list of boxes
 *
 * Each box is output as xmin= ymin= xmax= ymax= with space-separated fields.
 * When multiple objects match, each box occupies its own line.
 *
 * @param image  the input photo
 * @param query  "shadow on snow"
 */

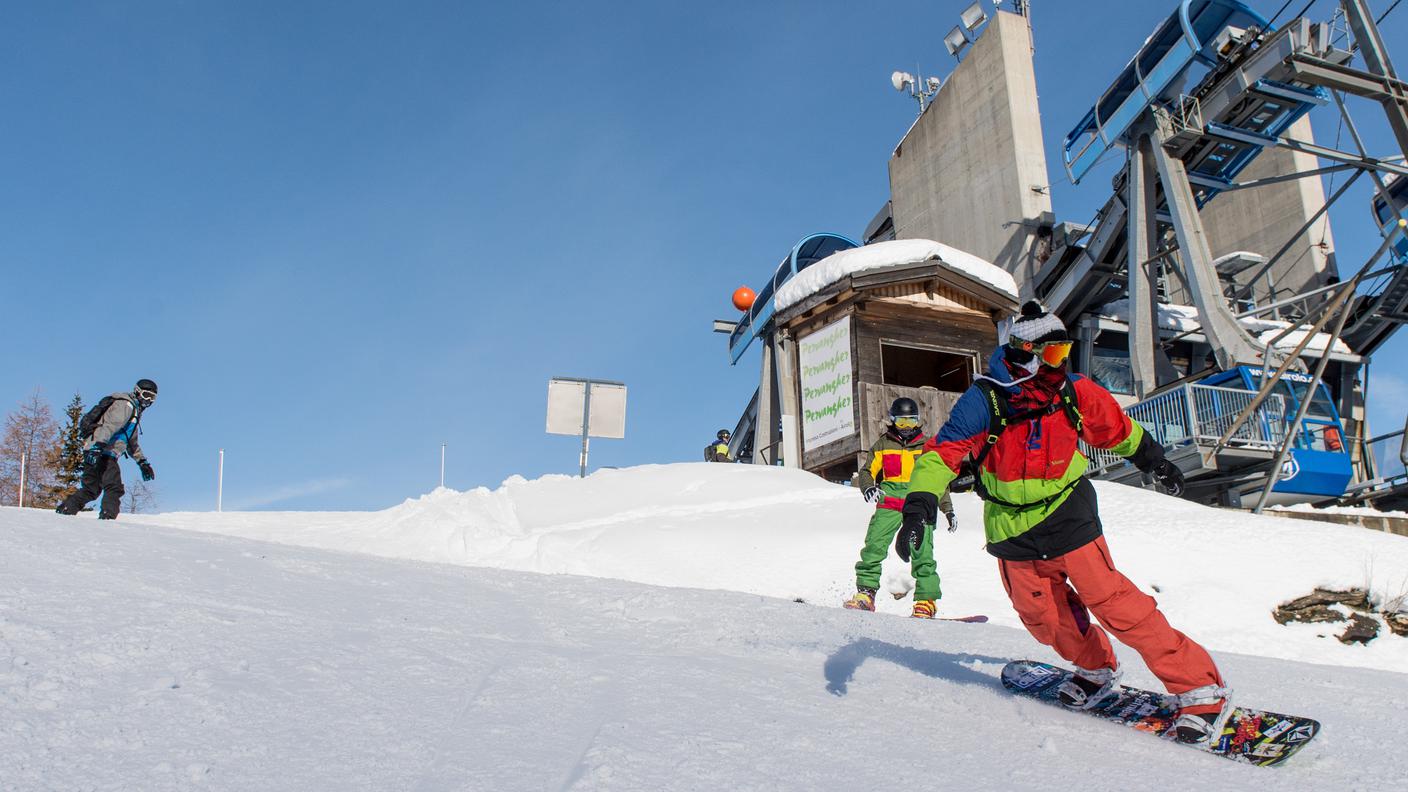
xmin=824 ymin=638 xmax=1009 ymax=697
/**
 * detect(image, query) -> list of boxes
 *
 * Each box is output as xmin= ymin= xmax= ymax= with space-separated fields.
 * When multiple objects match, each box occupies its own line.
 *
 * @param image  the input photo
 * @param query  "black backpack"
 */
xmin=950 ymin=377 xmax=1083 ymax=510
xmin=78 ymin=395 xmax=127 ymax=439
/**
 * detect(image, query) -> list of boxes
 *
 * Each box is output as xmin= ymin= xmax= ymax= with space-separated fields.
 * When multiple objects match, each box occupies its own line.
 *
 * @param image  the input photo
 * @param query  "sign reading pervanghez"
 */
xmin=799 ymin=316 xmax=855 ymax=451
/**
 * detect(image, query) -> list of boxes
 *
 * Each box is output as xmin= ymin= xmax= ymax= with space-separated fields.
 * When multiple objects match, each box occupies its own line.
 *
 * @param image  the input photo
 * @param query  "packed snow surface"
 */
xmin=774 ymin=238 xmax=1019 ymax=312
xmin=5 ymin=464 xmax=1408 ymax=789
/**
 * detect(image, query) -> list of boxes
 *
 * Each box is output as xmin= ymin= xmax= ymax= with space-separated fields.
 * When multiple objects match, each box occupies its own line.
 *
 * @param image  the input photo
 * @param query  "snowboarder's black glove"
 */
xmin=1148 ymin=458 xmax=1183 ymax=497
xmin=138 ymin=460 xmax=155 ymax=482
xmin=862 ymin=486 xmax=882 ymax=504
xmin=945 ymin=511 xmax=958 ymax=533
xmin=82 ymin=446 xmax=102 ymax=470
xmin=897 ymin=492 xmax=938 ymax=562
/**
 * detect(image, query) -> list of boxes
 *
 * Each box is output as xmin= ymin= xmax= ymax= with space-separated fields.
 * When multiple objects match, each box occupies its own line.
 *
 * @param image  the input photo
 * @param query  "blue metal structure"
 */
xmin=1203 ymin=366 xmax=1353 ymax=499
xmin=1371 ymin=174 xmax=1408 ymax=262
xmin=727 ymin=232 xmax=858 ymax=363
xmin=1061 ymin=0 xmax=1321 ymax=192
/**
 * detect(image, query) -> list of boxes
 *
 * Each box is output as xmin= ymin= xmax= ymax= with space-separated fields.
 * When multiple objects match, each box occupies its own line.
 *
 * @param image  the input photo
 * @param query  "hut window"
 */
xmin=880 ymin=343 xmax=972 ymax=392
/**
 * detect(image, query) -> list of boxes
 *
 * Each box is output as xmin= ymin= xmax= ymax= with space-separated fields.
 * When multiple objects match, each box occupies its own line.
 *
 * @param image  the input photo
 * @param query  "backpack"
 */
xmin=950 ymin=377 xmax=1084 ymax=511
xmin=78 ymin=396 xmax=117 ymax=439
xmin=79 ymin=391 xmax=140 ymax=436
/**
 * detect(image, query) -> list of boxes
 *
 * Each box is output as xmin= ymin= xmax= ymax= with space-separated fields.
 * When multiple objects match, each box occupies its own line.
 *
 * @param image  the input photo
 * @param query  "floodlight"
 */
xmin=926 ymin=76 xmax=941 ymax=93
xmin=961 ymin=2 xmax=988 ymax=32
xmin=944 ymin=26 xmax=969 ymax=57
xmin=891 ymin=70 xmax=914 ymax=92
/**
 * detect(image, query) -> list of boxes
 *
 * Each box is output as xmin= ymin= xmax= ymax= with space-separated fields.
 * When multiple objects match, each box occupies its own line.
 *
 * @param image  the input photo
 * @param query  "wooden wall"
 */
xmin=791 ymin=286 xmax=1000 ymax=480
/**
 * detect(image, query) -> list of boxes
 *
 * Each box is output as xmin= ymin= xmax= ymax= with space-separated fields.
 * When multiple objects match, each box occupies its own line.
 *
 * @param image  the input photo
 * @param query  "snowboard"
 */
xmin=933 ymin=614 xmax=988 ymax=623
xmin=1000 ymin=660 xmax=1319 ymax=767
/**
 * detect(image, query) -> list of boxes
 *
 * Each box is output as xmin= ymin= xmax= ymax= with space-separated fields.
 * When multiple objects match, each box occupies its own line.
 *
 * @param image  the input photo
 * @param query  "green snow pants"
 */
xmin=854 ymin=505 xmax=941 ymax=601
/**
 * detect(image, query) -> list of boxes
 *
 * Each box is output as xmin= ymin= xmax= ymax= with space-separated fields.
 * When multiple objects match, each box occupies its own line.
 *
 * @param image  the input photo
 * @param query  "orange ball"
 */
xmin=732 ymin=286 xmax=756 ymax=312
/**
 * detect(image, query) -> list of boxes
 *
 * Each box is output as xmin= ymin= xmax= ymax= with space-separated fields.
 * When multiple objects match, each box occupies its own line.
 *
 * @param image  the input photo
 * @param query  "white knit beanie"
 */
xmin=1008 ymin=300 xmax=1068 ymax=345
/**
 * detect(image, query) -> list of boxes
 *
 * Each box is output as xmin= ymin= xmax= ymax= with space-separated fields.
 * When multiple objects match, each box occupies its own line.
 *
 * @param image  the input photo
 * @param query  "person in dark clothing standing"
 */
xmin=56 ymin=379 xmax=158 ymax=520
xmin=704 ymin=429 xmax=733 ymax=462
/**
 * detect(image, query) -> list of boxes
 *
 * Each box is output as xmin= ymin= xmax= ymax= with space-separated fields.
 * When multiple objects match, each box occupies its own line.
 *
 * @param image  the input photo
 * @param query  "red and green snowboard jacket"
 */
xmin=857 ymin=428 xmax=954 ymax=514
xmin=909 ymin=348 xmax=1160 ymax=560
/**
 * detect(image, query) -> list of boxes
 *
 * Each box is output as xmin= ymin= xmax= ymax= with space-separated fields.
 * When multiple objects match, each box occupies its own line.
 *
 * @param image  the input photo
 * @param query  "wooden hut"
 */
xmin=768 ymin=242 xmax=1019 ymax=482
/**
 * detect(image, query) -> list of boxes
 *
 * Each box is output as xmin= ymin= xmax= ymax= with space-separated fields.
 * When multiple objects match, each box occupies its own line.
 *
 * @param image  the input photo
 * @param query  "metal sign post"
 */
xmin=546 ymin=377 xmax=627 ymax=477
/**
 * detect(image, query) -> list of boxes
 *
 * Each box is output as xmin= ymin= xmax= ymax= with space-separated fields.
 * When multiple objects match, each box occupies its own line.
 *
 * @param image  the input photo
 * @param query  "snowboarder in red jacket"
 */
xmin=901 ymin=302 xmax=1229 ymax=744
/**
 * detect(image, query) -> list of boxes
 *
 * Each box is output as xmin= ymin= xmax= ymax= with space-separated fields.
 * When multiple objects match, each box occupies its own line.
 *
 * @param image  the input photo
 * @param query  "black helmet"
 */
xmin=717 ymin=429 xmax=731 ymax=441
xmin=135 ymin=379 xmax=158 ymax=408
xmin=889 ymin=398 xmax=919 ymax=420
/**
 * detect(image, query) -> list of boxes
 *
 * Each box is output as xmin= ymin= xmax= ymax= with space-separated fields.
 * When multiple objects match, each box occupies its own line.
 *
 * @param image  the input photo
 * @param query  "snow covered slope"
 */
xmin=135 ymin=464 xmax=1408 ymax=673
xmin=2 ymin=502 xmax=1406 ymax=790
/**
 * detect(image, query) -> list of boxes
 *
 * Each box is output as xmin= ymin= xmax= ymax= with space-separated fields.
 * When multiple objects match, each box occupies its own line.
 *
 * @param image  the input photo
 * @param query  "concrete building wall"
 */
xmin=888 ymin=11 xmax=1053 ymax=293
xmin=1200 ymin=116 xmax=1339 ymax=302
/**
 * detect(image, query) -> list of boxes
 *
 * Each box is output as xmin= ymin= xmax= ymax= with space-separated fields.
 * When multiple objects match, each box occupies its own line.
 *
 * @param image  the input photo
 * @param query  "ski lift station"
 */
xmin=713 ymin=0 xmax=1408 ymax=514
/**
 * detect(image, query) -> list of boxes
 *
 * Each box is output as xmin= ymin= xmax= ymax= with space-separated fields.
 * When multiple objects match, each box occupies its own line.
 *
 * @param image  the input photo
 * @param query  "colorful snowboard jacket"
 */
xmin=858 ymin=428 xmax=953 ymax=513
xmin=909 ymin=348 xmax=1155 ymax=558
xmin=704 ymin=442 xmax=732 ymax=463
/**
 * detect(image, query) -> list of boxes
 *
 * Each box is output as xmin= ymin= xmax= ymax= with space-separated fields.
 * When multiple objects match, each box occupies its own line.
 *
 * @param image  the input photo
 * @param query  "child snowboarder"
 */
xmin=843 ymin=397 xmax=956 ymax=618
xmin=898 ymin=301 xmax=1227 ymax=744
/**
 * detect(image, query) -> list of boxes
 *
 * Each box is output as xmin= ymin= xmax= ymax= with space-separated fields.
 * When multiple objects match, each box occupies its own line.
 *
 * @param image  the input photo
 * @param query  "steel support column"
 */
xmin=1151 ymin=115 xmax=1267 ymax=370
xmin=1126 ymin=131 xmax=1162 ymax=398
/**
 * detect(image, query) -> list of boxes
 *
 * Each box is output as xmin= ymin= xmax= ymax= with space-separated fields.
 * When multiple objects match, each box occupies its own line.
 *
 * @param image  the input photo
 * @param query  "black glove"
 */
xmin=862 ymin=486 xmax=882 ymax=504
xmin=896 ymin=492 xmax=938 ymax=562
xmin=1148 ymin=458 xmax=1183 ymax=497
xmin=945 ymin=511 xmax=958 ymax=533
xmin=82 ymin=446 xmax=102 ymax=469
xmin=138 ymin=460 xmax=155 ymax=482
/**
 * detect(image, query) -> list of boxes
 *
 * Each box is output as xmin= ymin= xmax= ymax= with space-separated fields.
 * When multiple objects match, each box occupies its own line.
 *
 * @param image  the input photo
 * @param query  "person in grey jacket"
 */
xmin=56 ymin=379 xmax=158 ymax=520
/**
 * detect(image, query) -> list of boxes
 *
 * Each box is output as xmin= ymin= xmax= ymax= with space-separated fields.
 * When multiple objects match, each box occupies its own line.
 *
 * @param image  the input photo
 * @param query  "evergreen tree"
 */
xmin=48 ymin=393 xmax=85 ymax=505
xmin=0 ymin=390 xmax=61 ymax=508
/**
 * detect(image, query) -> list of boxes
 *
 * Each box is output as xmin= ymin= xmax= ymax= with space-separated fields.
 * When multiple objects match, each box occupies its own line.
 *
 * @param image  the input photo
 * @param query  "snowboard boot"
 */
xmin=1056 ymin=665 xmax=1122 ymax=709
xmin=911 ymin=600 xmax=937 ymax=619
xmin=842 ymin=589 xmax=877 ymax=611
xmin=1172 ymin=685 xmax=1232 ymax=745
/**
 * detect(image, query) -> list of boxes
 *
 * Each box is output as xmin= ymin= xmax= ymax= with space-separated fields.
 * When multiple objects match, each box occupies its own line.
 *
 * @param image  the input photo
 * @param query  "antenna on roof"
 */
xmin=890 ymin=68 xmax=941 ymax=114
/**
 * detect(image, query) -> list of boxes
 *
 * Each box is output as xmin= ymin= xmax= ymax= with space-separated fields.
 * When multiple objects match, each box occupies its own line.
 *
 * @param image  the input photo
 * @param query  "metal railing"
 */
xmin=1085 ymin=383 xmax=1288 ymax=475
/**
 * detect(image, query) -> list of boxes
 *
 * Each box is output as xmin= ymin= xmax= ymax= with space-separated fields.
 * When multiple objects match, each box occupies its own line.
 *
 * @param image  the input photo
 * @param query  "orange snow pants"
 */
xmin=998 ymin=536 xmax=1223 ymax=696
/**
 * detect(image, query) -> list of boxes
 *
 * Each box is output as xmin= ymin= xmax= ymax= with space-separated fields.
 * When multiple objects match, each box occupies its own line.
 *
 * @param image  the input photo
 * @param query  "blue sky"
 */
xmin=3 ymin=0 xmax=1406 ymax=511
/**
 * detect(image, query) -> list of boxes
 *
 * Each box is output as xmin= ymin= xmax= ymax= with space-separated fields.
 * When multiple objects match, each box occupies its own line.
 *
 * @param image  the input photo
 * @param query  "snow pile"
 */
xmin=4 ymin=498 xmax=1408 ymax=789
xmin=1100 ymin=298 xmax=1202 ymax=331
xmin=131 ymin=463 xmax=1408 ymax=673
xmin=1098 ymin=300 xmax=1354 ymax=354
xmin=1256 ymin=328 xmax=1354 ymax=354
xmin=1271 ymin=502 xmax=1408 ymax=518
xmin=774 ymin=238 xmax=1019 ymax=312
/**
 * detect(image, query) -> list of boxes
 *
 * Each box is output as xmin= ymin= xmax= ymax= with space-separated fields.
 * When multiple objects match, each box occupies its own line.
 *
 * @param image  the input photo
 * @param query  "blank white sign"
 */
xmin=546 ymin=379 xmax=627 ymax=439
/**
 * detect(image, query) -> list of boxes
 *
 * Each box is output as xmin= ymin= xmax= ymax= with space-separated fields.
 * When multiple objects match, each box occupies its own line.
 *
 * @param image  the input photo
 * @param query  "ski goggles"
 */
xmin=136 ymin=388 xmax=158 ymax=405
xmin=1038 ymin=341 xmax=1073 ymax=367
xmin=892 ymin=416 xmax=920 ymax=429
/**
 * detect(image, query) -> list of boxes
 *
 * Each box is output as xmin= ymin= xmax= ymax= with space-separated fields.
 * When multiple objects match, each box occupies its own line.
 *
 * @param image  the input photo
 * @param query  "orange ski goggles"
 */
xmin=1012 ymin=339 xmax=1073 ymax=367
xmin=1038 ymin=341 xmax=1073 ymax=367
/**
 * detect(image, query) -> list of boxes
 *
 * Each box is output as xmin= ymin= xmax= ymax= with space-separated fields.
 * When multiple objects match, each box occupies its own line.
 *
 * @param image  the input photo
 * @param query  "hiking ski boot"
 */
xmin=1172 ymin=685 xmax=1232 ymax=744
xmin=1056 ymin=665 xmax=1122 ymax=709
xmin=842 ymin=589 xmax=877 ymax=611
xmin=911 ymin=600 xmax=937 ymax=619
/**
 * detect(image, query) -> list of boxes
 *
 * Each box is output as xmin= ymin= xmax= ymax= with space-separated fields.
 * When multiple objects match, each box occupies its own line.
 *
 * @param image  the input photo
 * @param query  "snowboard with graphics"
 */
xmin=1000 ymin=660 xmax=1319 ymax=767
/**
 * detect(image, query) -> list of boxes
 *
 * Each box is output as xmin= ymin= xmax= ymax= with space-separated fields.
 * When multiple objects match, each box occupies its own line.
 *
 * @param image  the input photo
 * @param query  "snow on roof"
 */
xmin=773 ymin=239 xmax=1018 ymax=314
xmin=1100 ymin=298 xmax=1202 ymax=332
xmin=1098 ymin=300 xmax=1354 ymax=354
